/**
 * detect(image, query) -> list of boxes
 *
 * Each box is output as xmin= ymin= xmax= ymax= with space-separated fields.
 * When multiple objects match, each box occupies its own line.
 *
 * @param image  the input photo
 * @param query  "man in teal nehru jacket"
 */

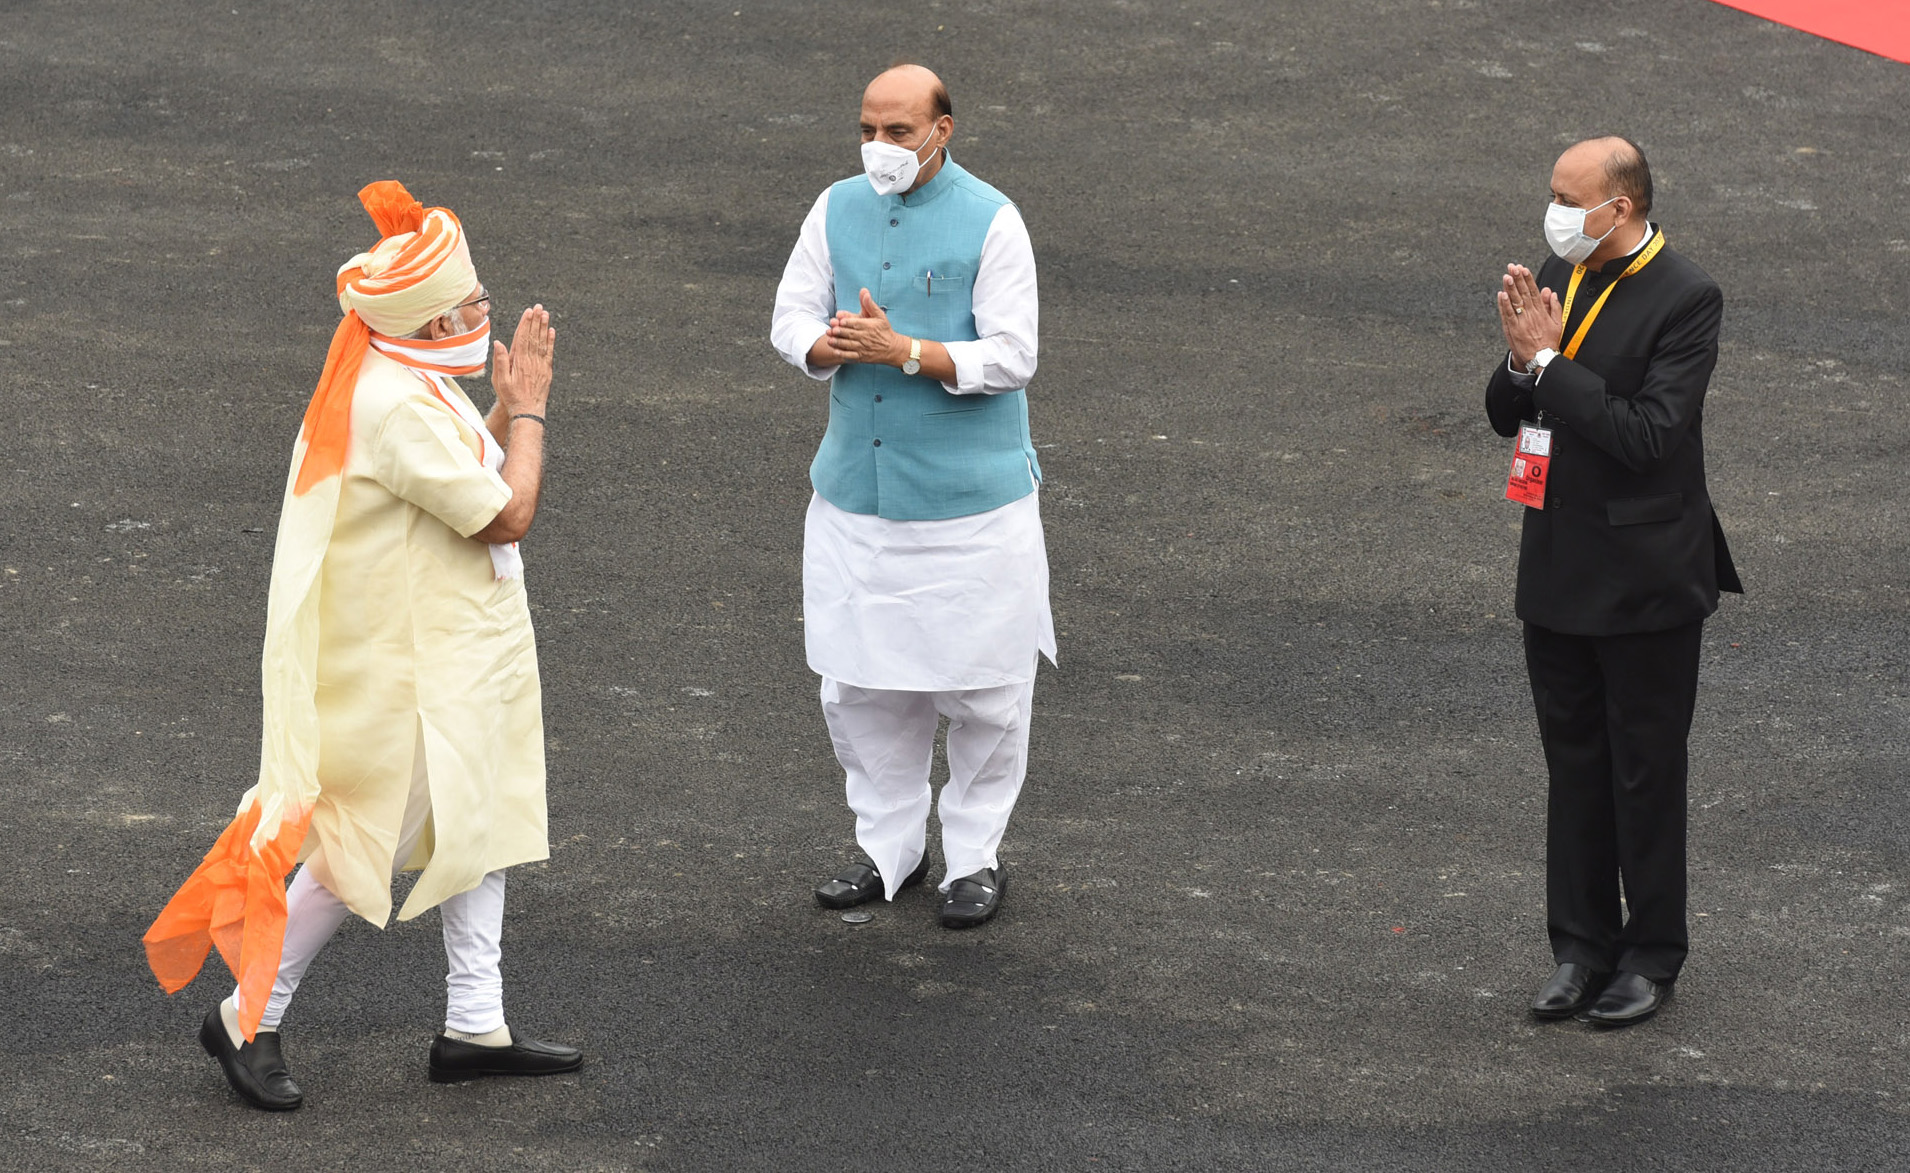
xmin=771 ymin=63 xmax=1054 ymax=929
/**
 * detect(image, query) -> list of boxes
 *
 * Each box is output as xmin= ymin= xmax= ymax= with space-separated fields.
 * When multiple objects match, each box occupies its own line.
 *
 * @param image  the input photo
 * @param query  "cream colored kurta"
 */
xmin=292 ymin=349 xmax=547 ymax=925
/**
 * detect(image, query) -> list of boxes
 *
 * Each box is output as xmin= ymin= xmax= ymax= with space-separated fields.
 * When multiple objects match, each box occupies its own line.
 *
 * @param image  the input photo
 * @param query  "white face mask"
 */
xmin=374 ymin=317 xmax=493 ymax=377
xmin=437 ymin=319 xmax=493 ymax=373
xmin=1544 ymin=196 xmax=1620 ymax=264
xmin=861 ymin=124 xmax=941 ymax=196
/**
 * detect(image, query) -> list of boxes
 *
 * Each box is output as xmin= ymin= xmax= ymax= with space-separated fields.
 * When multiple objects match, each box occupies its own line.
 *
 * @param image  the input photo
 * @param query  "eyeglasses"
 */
xmin=453 ymin=291 xmax=492 ymax=313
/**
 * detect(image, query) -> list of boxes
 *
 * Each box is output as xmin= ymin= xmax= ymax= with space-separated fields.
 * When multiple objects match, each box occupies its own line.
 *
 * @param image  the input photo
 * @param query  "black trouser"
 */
xmin=1523 ymin=619 xmax=1703 ymax=983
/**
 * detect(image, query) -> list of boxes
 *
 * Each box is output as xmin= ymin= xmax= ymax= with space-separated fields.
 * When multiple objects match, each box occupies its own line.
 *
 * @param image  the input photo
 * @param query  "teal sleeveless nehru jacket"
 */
xmin=812 ymin=158 xmax=1041 ymax=522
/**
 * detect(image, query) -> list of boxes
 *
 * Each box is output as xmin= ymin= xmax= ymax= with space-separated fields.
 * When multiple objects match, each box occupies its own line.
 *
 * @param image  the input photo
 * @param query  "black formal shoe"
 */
xmin=1530 ymin=963 xmax=1613 ymax=1021
xmin=198 ymin=1008 xmax=302 ymax=1111
xmin=814 ymin=853 xmax=930 ymax=910
xmin=1579 ymin=971 xmax=1672 ymax=1028
xmin=428 ymin=1032 xmax=584 ymax=1083
xmin=939 ymin=865 xmax=1007 ymax=929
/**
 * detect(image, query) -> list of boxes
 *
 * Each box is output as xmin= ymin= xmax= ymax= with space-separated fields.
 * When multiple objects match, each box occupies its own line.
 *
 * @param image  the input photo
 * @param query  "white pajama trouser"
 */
xmin=821 ymin=673 xmax=1035 ymax=897
xmin=234 ymin=732 xmax=509 ymax=1035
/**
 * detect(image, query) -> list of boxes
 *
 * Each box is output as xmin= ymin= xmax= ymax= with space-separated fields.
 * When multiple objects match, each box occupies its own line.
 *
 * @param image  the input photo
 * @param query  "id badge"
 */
xmin=1504 ymin=423 xmax=1552 ymax=509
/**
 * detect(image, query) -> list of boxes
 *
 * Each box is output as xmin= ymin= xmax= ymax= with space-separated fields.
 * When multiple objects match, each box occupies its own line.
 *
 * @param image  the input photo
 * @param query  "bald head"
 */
xmin=1557 ymin=135 xmax=1653 ymax=217
xmin=859 ymin=63 xmax=954 ymax=194
xmin=1546 ymin=134 xmax=1654 ymax=266
xmin=865 ymin=63 xmax=951 ymax=121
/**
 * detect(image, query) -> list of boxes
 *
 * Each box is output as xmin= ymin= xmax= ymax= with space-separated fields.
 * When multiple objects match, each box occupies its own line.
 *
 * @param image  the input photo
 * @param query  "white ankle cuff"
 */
xmin=218 ymin=996 xmax=245 ymax=1048
xmin=443 ymin=1024 xmax=512 ymax=1047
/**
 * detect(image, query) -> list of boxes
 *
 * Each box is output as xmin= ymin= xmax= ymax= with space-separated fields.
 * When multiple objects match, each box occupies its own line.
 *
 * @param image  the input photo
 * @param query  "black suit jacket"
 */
xmin=1486 ymin=230 xmax=1742 ymax=636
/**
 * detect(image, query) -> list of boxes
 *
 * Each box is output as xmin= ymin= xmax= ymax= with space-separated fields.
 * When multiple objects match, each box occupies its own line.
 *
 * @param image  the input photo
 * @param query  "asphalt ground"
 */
xmin=2 ymin=0 xmax=1906 ymax=1169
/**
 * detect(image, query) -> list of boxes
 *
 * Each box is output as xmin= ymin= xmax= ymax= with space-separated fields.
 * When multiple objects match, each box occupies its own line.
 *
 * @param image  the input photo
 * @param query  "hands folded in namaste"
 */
xmin=1496 ymin=264 xmax=1562 ymax=370
xmin=816 ymin=288 xmax=911 ymax=369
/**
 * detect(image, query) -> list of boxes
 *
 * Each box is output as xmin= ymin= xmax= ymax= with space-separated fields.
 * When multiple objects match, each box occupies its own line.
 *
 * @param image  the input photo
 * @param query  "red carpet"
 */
xmin=1709 ymin=1 xmax=1910 ymax=64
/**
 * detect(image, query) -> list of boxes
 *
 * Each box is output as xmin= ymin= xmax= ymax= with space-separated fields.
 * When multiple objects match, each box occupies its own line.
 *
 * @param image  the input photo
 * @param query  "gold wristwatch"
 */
xmin=901 ymin=337 xmax=922 ymax=376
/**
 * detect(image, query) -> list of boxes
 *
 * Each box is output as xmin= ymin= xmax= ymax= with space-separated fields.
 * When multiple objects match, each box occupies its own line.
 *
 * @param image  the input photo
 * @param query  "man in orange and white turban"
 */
xmin=143 ymin=181 xmax=580 ymax=1111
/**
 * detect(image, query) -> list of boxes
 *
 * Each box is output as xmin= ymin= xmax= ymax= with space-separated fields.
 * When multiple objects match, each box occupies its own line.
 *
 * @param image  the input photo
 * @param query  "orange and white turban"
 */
xmin=292 ymin=181 xmax=479 ymax=495
xmin=336 ymin=188 xmax=476 ymax=336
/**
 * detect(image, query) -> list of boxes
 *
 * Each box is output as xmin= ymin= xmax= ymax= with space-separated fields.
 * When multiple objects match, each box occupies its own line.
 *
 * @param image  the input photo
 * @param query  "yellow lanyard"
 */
xmin=1557 ymin=229 xmax=1665 ymax=360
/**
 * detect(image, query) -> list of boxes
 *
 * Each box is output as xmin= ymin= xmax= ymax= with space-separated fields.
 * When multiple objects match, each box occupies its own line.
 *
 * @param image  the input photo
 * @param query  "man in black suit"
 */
xmin=1486 ymin=135 xmax=1741 ymax=1028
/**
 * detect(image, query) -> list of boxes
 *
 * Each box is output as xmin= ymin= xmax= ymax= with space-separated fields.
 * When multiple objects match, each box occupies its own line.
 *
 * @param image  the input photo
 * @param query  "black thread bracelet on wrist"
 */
xmin=510 ymin=413 xmax=546 ymax=426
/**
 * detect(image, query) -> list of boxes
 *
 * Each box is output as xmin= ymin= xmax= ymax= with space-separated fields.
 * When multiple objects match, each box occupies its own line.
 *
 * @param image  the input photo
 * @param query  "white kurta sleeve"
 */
xmin=370 ymin=400 xmax=514 ymax=539
xmin=771 ymin=189 xmax=838 ymax=381
xmin=941 ymin=204 xmax=1039 ymax=396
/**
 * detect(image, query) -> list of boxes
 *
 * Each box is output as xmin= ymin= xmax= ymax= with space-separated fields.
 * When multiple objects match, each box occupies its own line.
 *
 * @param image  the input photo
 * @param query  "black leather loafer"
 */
xmin=199 ymin=1007 xmax=302 ymax=1111
xmin=428 ymin=1032 xmax=584 ymax=1083
xmin=939 ymin=865 xmax=1007 ymax=929
xmin=814 ymin=853 xmax=929 ymax=910
xmin=1530 ymin=963 xmax=1612 ymax=1021
xmin=1579 ymin=971 xmax=1671 ymax=1028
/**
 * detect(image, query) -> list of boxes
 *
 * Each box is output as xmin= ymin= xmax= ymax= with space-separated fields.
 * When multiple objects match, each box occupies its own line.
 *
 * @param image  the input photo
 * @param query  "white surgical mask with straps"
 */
xmin=1544 ymin=195 xmax=1620 ymax=265
xmin=861 ymin=123 xmax=942 ymax=196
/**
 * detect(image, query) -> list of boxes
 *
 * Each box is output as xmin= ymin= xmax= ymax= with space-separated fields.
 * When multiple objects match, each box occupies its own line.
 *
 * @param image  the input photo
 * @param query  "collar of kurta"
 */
xmin=895 ymin=154 xmax=963 ymax=208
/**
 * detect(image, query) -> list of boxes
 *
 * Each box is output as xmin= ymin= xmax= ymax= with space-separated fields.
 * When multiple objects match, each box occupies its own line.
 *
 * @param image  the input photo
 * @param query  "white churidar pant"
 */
xmin=803 ymin=488 xmax=1054 ymax=895
xmin=235 ymin=726 xmax=509 ymax=1034
xmin=821 ymin=673 xmax=1035 ymax=895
